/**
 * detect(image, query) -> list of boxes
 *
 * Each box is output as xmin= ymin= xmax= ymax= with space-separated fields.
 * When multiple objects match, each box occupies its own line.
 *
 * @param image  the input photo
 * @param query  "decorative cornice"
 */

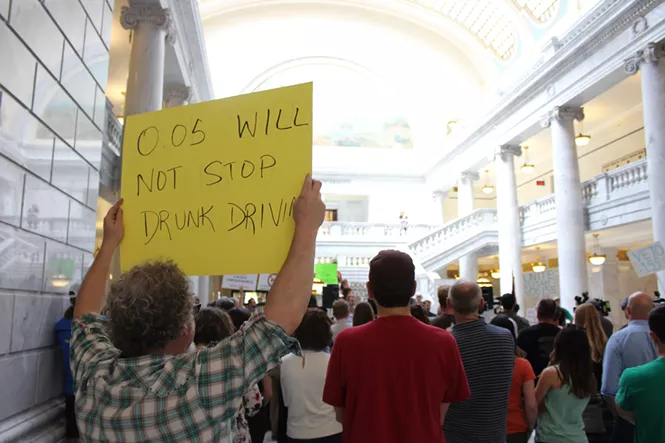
xmin=167 ymin=0 xmax=214 ymax=102
xmin=120 ymin=5 xmax=171 ymax=31
xmin=540 ymin=106 xmax=584 ymax=128
xmin=497 ymin=145 xmax=522 ymax=160
xmin=164 ymin=84 xmax=191 ymax=103
xmin=460 ymin=171 xmax=480 ymax=182
xmin=434 ymin=0 xmax=660 ymax=168
xmin=624 ymin=41 xmax=665 ymax=74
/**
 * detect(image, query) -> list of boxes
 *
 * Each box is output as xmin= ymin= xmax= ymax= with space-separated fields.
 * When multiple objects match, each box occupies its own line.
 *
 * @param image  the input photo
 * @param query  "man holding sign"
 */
xmin=69 ymin=175 xmax=325 ymax=442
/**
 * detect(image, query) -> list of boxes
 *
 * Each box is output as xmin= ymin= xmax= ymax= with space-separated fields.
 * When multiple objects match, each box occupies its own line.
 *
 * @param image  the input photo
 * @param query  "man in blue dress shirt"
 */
xmin=601 ymin=292 xmax=657 ymax=443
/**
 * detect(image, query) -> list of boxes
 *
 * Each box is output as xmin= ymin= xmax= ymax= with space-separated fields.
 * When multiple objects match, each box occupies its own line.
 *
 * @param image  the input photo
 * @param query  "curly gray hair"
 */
xmin=105 ymin=260 xmax=193 ymax=357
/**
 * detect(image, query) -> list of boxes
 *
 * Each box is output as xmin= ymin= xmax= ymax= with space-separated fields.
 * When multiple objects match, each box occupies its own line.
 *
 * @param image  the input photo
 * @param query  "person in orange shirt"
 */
xmin=491 ymin=315 xmax=538 ymax=443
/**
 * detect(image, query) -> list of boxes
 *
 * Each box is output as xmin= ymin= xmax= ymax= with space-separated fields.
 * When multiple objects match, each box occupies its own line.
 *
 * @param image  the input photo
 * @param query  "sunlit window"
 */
xmin=410 ymin=0 xmax=517 ymax=61
xmin=513 ymin=0 xmax=560 ymax=23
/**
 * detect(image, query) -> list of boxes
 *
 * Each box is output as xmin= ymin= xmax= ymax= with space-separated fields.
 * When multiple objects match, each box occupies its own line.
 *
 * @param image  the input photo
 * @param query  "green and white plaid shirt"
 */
xmin=70 ymin=313 xmax=299 ymax=442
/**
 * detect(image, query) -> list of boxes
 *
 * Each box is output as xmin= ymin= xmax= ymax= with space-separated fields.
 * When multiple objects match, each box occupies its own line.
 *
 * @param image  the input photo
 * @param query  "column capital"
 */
xmin=496 ymin=145 xmax=522 ymax=160
xmin=540 ymin=106 xmax=584 ymax=128
xmin=164 ymin=84 xmax=191 ymax=105
xmin=460 ymin=171 xmax=480 ymax=182
xmin=121 ymin=5 xmax=172 ymax=31
xmin=432 ymin=190 xmax=447 ymax=200
xmin=624 ymin=41 xmax=665 ymax=74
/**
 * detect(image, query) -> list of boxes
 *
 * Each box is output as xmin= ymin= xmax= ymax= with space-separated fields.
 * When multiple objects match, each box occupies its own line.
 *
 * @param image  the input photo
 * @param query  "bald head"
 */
xmin=449 ymin=280 xmax=483 ymax=315
xmin=626 ymin=292 xmax=654 ymax=321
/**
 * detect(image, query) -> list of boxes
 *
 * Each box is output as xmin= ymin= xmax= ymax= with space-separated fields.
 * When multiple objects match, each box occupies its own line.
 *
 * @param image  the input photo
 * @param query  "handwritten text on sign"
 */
xmin=523 ymin=269 xmax=560 ymax=298
xmin=627 ymin=242 xmax=665 ymax=278
xmin=120 ymin=83 xmax=313 ymax=275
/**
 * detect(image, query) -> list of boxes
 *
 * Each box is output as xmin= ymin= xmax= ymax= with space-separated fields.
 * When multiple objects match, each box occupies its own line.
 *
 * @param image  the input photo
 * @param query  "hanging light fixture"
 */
xmin=490 ymin=256 xmax=500 ymax=279
xmin=520 ymin=146 xmax=535 ymax=174
xmin=482 ymin=169 xmax=494 ymax=194
xmin=589 ymin=233 xmax=606 ymax=265
xmin=532 ymin=247 xmax=546 ymax=273
xmin=446 ymin=120 xmax=457 ymax=135
xmin=575 ymin=121 xmax=591 ymax=147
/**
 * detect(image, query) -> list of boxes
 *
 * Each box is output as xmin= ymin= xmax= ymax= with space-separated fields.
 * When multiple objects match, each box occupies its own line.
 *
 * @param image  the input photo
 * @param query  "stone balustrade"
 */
xmin=408 ymin=209 xmax=498 ymax=263
xmin=318 ymin=222 xmax=437 ymax=241
xmin=314 ymin=160 xmax=650 ymax=273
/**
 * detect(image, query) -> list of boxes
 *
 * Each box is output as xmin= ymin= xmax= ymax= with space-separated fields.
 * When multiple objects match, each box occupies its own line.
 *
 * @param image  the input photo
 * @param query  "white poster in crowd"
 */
xmin=222 ymin=274 xmax=259 ymax=290
xmin=526 ymin=308 xmax=538 ymax=325
xmin=523 ymin=268 xmax=559 ymax=298
xmin=257 ymin=273 xmax=278 ymax=291
xmin=627 ymin=241 xmax=665 ymax=277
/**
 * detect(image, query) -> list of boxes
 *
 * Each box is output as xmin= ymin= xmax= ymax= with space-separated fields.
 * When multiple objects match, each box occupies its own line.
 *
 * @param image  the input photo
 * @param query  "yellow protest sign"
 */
xmin=120 ymin=83 xmax=312 ymax=275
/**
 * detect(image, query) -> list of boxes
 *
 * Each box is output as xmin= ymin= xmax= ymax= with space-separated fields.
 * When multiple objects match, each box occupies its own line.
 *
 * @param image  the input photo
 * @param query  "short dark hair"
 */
xmin=63 ymin=297 xmax=76 ymax=319
xmin=332 ymin=299 xmax=350 ymax=319
xmin=342 ymin=287 xmax=352 ymax=297
xmin=410 ymin=305 xmax=431 ymax=325
xmin=228 ymin=307 xmax=251 ymax=332
xmin=649 ymin=304 xmax=665 ymax=342
xmin=194 ymin=307 xmax=235 ymax=346
xmin=437 ymin=286 xmax=450 ymax=309
xmin=353 ymin=302 xmax=376 ymax=326
xmin=537 ymin=298 xmax=559 ymax=320
xmin=294 ymin=309 xmax=332 ymax=351
xmin=367 ymin=298 xmax=378 ymax=316
xmin=500 ymin=293 xmax=516 ymax=310
xmin=368 ymin=250 xmax=415 ymax=308
xmin=210 ymin=297 xmax=235 ymax=311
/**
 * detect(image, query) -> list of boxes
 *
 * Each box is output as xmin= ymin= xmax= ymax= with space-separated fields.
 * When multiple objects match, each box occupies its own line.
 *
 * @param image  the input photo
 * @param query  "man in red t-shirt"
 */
xmin=323 ymin=250 xmax=470 ymax=443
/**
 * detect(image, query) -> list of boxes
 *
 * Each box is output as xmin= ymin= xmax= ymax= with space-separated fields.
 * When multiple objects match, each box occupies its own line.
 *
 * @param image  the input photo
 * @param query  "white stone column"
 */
xmin=164 ymin=84 xmax=192 ymax=108
xmin=431 ymin=191 xmax=446 ymax=225
xmin=121 ymin=4 xmax=173 ymax=116
xmin=626 ymin=42 xmax=665 ymax=293
xmin=198 ymin=276 xmax=211 ymax=306
xmin=458 ymin=172 xmax=478 ymax=282
xmin=541 ymin=106 xmax=588 ymax=312
xmin=496 ymin=145 xmax=525 ymax=305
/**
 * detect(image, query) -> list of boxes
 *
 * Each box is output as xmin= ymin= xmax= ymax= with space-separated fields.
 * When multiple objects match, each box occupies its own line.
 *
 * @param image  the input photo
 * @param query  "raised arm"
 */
xmin=74 ymin=199 xmax=124 ymax=318
xmin=263 ymin=175 xmax=325 ymax=334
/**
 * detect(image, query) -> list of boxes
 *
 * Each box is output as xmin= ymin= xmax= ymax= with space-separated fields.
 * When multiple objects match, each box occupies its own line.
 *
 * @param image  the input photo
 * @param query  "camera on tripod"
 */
xmin=574 ymin=292 xmax=611 ymax=316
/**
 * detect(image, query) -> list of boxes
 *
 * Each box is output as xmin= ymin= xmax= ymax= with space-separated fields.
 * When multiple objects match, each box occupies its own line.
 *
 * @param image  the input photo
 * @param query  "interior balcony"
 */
xmin=316 ymin=157 xmax=650 ymax=280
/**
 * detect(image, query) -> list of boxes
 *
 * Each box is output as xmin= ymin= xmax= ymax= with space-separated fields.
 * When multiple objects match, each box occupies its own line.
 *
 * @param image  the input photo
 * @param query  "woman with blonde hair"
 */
xmin=574 ymin=303 xmax=610 ymax=440
xmin=574 ymin=303 xmax=608 ymax=388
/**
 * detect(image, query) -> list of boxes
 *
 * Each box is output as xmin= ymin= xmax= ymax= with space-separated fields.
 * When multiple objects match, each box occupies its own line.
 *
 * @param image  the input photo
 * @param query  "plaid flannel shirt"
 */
xmin=70 ymin=313 xmax=299 ymax=442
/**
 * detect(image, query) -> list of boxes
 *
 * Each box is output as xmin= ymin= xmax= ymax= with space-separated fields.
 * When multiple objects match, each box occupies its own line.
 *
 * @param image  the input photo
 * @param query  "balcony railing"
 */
xmin=318 ymin=222 xmax=437 ymax=241
xmin=409 ymin=209 xmax=497 ymax=258
xmin=314 ymin=159 xmax=650 ymax=273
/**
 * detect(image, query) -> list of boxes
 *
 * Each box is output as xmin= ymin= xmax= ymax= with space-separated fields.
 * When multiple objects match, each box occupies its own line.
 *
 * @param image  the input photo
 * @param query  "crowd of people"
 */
xmin=57 ymin=175 xmax=665 ymax=443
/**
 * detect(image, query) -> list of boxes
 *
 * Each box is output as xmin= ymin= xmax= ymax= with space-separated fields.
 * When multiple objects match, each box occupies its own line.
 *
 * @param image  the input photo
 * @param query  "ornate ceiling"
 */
xmin=408 ymin=0 xmax=561 ymax=60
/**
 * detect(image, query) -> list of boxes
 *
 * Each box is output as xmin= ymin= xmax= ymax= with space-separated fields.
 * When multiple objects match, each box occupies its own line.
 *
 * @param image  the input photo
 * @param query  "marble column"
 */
xmin=496 ymin=145 xmax=525 ymax=305
xmin=431 ymin=191 xmax=446 ymax=225
xmin=541 ymin=106 xmax=588 ymax=312
xmin=625 ymin=42 xmax=665 ymax=293
xmin=121 ymin=4 xmax=173 ymax=116
xmin=164 ymin=84 xmax=192 ymax=108
xmin=587 ymin=248 xmax=624 ymax=328
xmin=458 ymin=172 xmax=478 ymax=282
xmin=197 ymin=276 xmax=210 ymax=306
